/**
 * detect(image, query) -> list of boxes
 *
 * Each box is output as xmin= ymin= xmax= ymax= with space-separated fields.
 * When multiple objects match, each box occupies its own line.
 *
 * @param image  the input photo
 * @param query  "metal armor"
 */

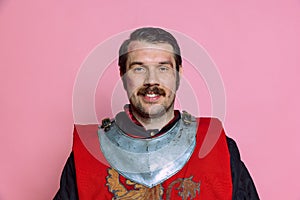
xmin=98 ymin=112 xmax=197 ymax=188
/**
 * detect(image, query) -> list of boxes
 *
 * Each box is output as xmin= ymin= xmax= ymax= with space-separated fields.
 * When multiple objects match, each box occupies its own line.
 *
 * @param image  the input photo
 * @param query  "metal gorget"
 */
xmin=98 ymin=112 xmax=197 ymax=188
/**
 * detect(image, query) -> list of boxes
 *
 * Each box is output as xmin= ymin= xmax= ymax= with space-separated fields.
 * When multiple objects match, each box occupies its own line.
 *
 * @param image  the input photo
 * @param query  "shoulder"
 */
xmin=196 ymin=117 xmax=222 ymax=124
xmin=72 ymin=124 xmax=100 ymax=139
xmin=73 ymin=124 xmax=99 ymax=132
xmin=193 ymin=117 xmax=260 ymax=199
xmin=196 ymin=117 xmax=223 ymax=131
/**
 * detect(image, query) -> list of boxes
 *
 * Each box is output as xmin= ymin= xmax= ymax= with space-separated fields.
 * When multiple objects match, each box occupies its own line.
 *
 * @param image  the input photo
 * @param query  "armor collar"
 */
xmin=115 ymin=109 xmax=181 ymax=138
xmin=98 ymin=111 xmax=197 ymax=188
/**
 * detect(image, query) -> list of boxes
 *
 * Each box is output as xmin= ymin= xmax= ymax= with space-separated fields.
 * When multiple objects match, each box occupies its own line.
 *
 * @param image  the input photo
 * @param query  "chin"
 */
xmin=143 ymin=105 xmax=171 ymax=118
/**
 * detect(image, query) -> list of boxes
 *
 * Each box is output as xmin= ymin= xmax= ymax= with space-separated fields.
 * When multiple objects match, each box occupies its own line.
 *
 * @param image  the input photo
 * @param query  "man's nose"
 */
xmin=144 ymin=68 xmax=159 ymax=86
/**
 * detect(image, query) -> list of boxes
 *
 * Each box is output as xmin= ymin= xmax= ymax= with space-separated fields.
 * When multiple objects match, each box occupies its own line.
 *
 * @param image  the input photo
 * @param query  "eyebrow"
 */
xmin=128 ymin=61 xmax=174 ymax=68
xmin=158 ymin=61 xmax=174 ymax=67
xmin=128 ymin=62 xmax=143 ymax=68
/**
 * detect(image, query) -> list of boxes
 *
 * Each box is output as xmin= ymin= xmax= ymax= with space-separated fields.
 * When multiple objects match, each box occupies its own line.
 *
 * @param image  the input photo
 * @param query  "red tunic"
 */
xmin=73 ymin=118 xmax=232 ymax=200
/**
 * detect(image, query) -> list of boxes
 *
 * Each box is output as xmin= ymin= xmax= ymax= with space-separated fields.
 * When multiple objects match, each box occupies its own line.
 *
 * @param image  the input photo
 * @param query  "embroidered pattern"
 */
xmin=106 ymin=168 xmax=163 ymax=200
xmin=166 ymin=176 xmax=200 ymax=200
xmin=106 ymin=168 xmax=200 ymax=200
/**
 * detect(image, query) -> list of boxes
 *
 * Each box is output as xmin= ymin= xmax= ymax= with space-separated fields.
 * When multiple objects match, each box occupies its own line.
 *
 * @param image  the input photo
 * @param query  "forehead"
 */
xmin=126 ymin=41 xmax=175 ymax=64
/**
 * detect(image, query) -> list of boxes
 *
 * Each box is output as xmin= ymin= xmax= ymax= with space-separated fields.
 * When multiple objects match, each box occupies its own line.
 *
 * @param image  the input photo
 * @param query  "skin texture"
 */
xmin=123 ymin=41 xmax=182 ymax=130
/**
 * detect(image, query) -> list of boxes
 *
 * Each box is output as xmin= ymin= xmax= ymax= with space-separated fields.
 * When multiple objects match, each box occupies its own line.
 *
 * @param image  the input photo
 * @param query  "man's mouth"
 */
xmin=145 ymin=93 xmax=159 ymax=98
xmin=137 ymin=87 xmax=166 ymax=102
xmin=143 ymin=92 xmax=160 ymax=102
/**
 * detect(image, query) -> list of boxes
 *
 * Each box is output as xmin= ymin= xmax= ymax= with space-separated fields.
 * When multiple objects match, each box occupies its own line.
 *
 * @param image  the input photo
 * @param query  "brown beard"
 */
xmin=130 ymin=98 xmax=175 ymax=119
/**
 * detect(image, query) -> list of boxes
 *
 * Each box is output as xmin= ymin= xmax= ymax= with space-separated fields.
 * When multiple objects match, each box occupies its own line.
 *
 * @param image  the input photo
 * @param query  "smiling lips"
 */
xmin=137 ymin=86 xmax=166 ymax=102
xmin=144 ymin=92 xmax=160 ymax=102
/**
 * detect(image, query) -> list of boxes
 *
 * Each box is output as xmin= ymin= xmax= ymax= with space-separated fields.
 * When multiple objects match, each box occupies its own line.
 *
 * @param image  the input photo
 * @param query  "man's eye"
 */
xmin=133 ymin=67 xmax=145 ymax=73
xmin=159 ymin=66 xmax=169 ymax=72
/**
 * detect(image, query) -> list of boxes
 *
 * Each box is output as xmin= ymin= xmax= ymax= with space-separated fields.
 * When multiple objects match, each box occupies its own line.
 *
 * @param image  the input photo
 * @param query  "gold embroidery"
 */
xmin=106 ymin=168 xmax=163 ymax=200
xmin=166 ymin=176 xmax=200 ymax=200
xmin=106 ymin=168 xmax=200 ymax=200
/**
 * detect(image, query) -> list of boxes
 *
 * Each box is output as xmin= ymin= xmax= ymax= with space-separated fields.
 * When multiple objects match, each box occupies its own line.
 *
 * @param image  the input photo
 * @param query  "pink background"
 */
xmin=1 ymin=0 xmax=300 ymax=199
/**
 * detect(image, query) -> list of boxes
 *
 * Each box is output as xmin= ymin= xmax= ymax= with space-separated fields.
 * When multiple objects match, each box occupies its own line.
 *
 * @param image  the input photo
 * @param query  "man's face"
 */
xmin=123 ymin=41 xmax=181 ymax=119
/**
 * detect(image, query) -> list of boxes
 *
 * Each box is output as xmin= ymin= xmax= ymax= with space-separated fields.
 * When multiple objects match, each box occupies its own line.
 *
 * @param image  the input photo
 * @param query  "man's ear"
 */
xmin=120 ymin=70 xmax=127 ymax=90
xmin=176 ymin=65 xmax=183 ymax=90
xmin=179 ymin=65 xmax=183 ymax=76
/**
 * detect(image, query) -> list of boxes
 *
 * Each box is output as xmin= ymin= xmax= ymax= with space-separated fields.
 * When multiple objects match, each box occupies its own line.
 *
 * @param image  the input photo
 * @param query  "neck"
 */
xmin=131 ymin=109 xmax=175 ymax=130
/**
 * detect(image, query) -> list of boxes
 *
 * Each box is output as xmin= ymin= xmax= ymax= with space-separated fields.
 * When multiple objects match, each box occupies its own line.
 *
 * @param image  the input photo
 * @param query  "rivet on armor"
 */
xmin=182 ymin=111 xmax=192 ymax=125
xmin=101 ymin=118 xmax=112 ymax=132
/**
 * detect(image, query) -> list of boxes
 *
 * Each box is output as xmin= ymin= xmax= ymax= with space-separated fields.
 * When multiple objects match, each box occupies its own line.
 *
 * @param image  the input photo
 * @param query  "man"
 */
xmin=54 ymin=27 xmax=259 ymax=199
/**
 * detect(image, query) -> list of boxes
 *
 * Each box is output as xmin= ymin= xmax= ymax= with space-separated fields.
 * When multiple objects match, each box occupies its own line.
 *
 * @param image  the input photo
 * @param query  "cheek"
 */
xmin=125 ymin=77 xmax=142 ymax=93
xmin=160 ymin=78 xmax=177 ymax=92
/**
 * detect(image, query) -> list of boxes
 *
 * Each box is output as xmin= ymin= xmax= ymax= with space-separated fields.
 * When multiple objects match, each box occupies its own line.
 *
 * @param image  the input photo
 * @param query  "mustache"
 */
xmin=137 ymin=86 xmax=166 ymax=96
